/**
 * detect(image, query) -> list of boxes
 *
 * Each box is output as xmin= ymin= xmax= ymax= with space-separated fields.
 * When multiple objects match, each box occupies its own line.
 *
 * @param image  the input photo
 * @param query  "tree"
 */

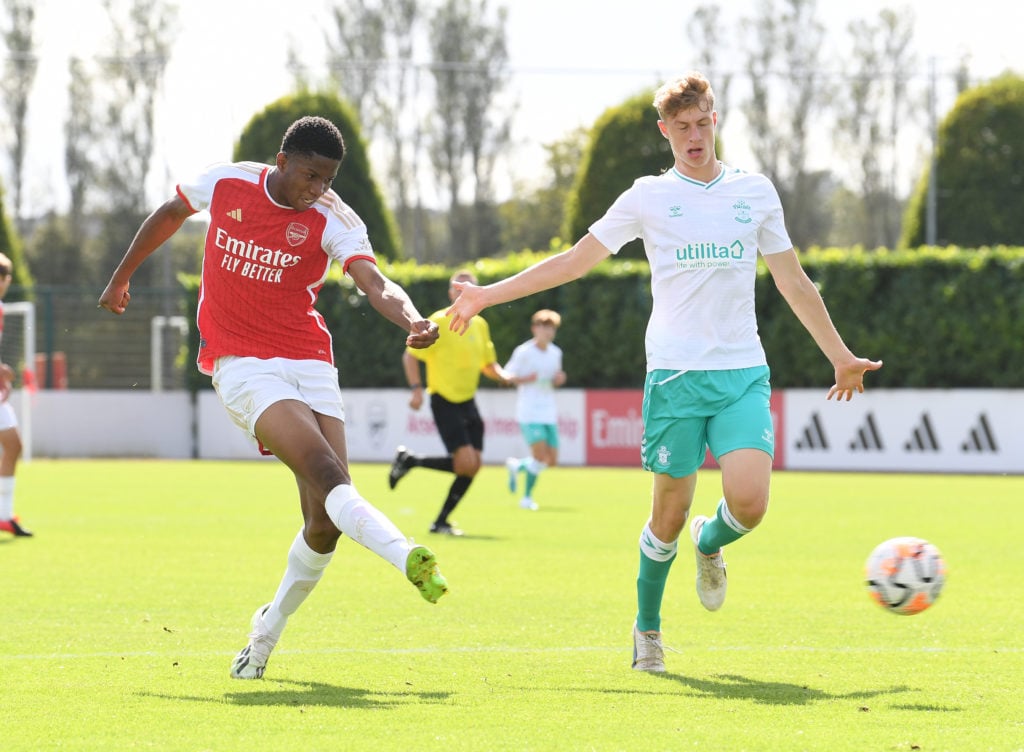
xmin=835 ymin=8 xmax=916 ymax=249
xmin=426 ymin=0 xmax=512 ymax=260
xmin=22 ymin=56 xmax=95 ymax=288
xmin=687 ymin=4 xmax=734 ymax=138
xmin=0 ymin=182 xmax=29 ymax=295
xmin=82 ymin=0 xmax=177 ymax=289
xmin=324 ymin=1 xmax=388 ymax=122
xmin=562 ymin=91 xmax=674 ymax=257
xmin=319 ymin=0 xmax=513 ymax=261
xmin=234 ymin=91 xmax=401 ymax=261
xmin=498 ymin=127 xmax=587 ymax=252
xmin=95 ymin=0 xmax=176 ymax=214
xmin=323 ymin=0 xmax=423 ymax=256
xmin=901 ymin=73 xmax=1024 ymax=248
xmin=0 ymin=0 xmax=36 ymax=226
xmin=65 ymin=57 xmax=96 ymax=232
xmin=741 ymin=0 xmax=832 ymax=249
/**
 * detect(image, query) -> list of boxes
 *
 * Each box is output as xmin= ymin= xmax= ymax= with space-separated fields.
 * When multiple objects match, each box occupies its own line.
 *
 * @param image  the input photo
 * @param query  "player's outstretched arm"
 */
xmin=762 ymin=249 xmax=882 ymax=400
xmin=349 ymin=260 xmax=439 ymax=349
xmin=447 ymin=234 xmax=610 ymax=334
xmin=99 ymin=196 xmax=194 ymax=314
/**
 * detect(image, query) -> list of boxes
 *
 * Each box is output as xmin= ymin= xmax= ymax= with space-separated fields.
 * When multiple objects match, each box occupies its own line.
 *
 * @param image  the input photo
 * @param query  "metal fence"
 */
xmin=6 ymin=286 xmax=190 ymax=391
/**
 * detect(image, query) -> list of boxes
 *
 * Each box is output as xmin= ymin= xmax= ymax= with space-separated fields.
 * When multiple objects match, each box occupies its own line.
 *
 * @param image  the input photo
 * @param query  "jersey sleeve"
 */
xmin=504 ymin=342 xmax=526 ymax=374
xmin=176 ymin=162 xmax=259 ymax=213
xmin=406 ymin=345 xmax=428 ymax=363
xmin=319 ymin=192 xmax=378 ymax=273
xmin=588 ymin=180 xmax=644 ymax=255
xmin=756 ymin=178 xmax=793 ymax=255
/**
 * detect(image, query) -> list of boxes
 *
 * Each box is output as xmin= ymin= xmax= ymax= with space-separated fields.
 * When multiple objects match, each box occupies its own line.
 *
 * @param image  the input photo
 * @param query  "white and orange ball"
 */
xmin=865 ymin=537 xmax=946 ymax=615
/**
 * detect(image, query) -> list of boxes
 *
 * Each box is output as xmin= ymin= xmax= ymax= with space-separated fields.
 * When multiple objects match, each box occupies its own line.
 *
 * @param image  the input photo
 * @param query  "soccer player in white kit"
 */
xmin=99 ymin=116 xmax=448 ymax=680
xmin=503 ymin=309 xmax=566 ymax=510
xmin=445 ymin=73 xmax=882 ymax=672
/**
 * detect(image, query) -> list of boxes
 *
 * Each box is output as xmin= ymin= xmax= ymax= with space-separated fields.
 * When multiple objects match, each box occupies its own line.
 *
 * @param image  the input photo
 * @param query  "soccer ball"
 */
xmin=864 ymin=537 xmax=946 ymax=615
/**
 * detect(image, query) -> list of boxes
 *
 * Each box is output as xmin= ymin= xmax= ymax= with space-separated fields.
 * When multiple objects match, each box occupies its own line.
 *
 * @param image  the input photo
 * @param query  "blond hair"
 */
xmin=653 ymin=72 xmax=715 ymax=120
xmin=531 ymin=309 xmax=561 ymax=328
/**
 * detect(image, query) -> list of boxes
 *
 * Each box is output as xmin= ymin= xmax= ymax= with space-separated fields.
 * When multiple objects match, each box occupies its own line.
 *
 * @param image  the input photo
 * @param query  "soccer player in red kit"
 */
xmin=99 ymin=116 xmax=448 ymax=680
xmin=0 ymin=252 xmax=31 ymax=538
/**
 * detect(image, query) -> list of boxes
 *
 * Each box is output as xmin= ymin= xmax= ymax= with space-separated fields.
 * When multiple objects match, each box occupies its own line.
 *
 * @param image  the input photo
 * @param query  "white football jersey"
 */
xmin=504 ymin=340 xmax=563 ymax=424
xmin=589 ymin=163 xmax=792 ymax=371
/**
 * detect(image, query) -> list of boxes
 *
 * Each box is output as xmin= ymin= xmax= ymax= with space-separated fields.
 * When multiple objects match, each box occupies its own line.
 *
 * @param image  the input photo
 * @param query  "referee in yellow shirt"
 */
xmin=388 ymin=270 xmax=513 ymax=535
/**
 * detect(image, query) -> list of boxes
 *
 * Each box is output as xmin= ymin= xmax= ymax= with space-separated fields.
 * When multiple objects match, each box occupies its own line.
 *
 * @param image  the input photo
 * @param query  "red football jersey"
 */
xmin=177 ymin=162 xmax=376 ymax=375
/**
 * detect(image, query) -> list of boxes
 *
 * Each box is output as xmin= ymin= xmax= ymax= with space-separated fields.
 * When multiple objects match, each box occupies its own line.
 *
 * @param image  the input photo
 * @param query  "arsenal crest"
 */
xmin=285 ymin=222 xmax=310 ymax=247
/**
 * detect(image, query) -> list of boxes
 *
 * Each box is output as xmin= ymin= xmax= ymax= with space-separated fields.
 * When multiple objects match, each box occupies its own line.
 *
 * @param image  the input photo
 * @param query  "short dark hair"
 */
xmin=281 ymin=116 xmax=345 ymax=161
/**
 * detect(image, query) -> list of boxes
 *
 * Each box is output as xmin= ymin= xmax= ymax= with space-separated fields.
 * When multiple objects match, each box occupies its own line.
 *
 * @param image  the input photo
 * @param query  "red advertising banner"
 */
xmin=584 ymin=389 xmax=785 ymax=469
xmin=584 ymin=390 xmax=643 ymax=467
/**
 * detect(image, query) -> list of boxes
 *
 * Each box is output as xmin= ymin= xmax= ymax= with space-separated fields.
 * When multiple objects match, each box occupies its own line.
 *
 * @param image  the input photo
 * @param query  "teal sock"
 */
xmin=636 ymin=524 xmax=677 ymax=632
xmin=524 ymin=471 xmax=538 ymax=496
xmin=523 ymin=458 xmax=546 ymax=497
xmin=697 ymin=498 xmax=750 ymax=554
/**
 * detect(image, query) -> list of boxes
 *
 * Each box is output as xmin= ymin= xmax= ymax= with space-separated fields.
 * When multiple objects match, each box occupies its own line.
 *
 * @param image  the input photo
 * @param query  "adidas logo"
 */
xmin=904 ymin=412 xmax=940 ymax=452
xmin=961 ymin=413 xmax=998 ymax=453
xmin=848 ymin=412 xmax=884 ymax=451
xmin=795 ymin=412 xmax=829 ymax=450
xmin=226 ymin=208 xmax=243 ymax=222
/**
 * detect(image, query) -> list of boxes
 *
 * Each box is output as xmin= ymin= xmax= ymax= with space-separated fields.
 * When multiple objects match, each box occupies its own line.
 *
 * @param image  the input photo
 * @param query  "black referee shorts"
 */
xmin=430 ymin=392 xmax=485 ymax=454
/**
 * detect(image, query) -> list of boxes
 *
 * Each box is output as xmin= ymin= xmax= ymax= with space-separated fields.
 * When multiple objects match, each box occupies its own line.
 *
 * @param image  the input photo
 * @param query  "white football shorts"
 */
xmin=0 ymin=401 xmax=17 ymax=431
xmin=211 ymin=356 xmax=345 ymax=438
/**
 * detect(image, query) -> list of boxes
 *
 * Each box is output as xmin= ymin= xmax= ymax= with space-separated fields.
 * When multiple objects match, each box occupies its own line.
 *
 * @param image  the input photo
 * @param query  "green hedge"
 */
xmin=184 ymin=246 xmax=1024 ymax=391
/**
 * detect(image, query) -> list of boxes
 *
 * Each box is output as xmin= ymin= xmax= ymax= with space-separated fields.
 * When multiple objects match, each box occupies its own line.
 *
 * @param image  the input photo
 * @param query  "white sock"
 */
xmin=0 ymin=476 xmax=14 ymax=519
xmin=324 ymin=484 xmax=410 ymax=572
xmin=525 ymin=457 xmax=547 ymax=475
xmin=639 ymin=522 xmax=678 ymax=562
xmin=262 ymin=530 xmax=333 ymax=637
xmin=717 ymin=497 xmax=752 ymax=535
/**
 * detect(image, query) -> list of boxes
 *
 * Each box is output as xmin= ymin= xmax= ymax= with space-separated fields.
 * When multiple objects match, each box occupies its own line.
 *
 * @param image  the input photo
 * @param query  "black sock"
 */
xmin=417 ymin=455 xmax=454 ymax=472
xmin=435 ymin=475 xmax=473 ymax=525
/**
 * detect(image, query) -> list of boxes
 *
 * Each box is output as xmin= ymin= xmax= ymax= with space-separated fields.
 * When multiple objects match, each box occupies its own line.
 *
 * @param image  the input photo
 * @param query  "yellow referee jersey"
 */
xmin=407 ymin=309 xmax=497 ymax=403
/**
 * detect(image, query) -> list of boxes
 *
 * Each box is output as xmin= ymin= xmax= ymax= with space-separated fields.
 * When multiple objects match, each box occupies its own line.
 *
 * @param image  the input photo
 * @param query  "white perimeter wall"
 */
xmin=14 ymin=388 xmax=1023 ymax=474
xmin=20 ymin=389 xmax=585 ymax=466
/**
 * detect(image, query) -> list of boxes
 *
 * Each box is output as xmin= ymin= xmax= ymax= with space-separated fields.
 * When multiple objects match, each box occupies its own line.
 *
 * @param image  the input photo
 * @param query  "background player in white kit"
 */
xmin=99 ymin=116 xmax=448 ymax=680
xmin=503 ymin=309 xmax=566 ymax=511
xmin=445 ymin=72 xmax=881 ymax=672
xmin=0 ymin=253 xmax=31 ymax=538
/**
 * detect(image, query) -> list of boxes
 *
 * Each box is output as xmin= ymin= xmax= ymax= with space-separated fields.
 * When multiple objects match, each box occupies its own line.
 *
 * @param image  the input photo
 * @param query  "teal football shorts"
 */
xmin=519 ymin=422 xmax=559 ymax=448
xmin=641 ymin=365 xmax=773 ymax=478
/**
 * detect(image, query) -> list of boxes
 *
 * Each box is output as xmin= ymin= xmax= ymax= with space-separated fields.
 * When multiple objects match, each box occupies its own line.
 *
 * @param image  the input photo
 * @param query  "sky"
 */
xmin=13 ymin=0 xmax=1024 ymax=215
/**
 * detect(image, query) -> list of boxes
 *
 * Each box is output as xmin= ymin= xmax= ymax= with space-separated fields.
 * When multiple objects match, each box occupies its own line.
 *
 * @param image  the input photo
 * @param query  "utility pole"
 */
xmin=925 ymin=56 xmax=938 ymax=246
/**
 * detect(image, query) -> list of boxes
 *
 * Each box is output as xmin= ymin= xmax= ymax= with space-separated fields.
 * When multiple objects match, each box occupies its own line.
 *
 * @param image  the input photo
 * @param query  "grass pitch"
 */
xmin=3 ymin=460 xmax=1022 ymax=751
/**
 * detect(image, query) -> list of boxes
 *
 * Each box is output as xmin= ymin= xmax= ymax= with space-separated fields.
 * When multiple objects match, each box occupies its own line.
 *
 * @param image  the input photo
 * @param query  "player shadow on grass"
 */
xmin=139 ymin=679 xmax=452 ymax=709
xmin=653 ymin=672 xmax=916 ymax=707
